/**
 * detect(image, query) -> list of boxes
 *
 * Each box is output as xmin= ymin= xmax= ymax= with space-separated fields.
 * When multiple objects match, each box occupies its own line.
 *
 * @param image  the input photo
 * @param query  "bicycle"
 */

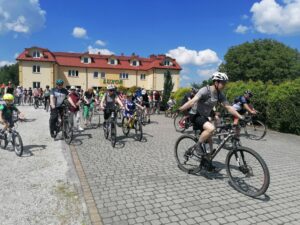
xmin=174 ymin=121 xmax=270 ymax=197
xmin=103 ymin=108 xmax=117 ymax=147
xmin=51 ymin=102 xmax=73 ymax=144
xmin=44 ymin=97 xmax=50 ymax=112
xmin=0 ymin=117 xmax=24 ymax=156
xmin=174 ymin=112 xmax=194 ymax=132
xmin=122 ymin=111 xmax=143 ymax=141
xmin=33 ymin=97 xmax=42 ymax=109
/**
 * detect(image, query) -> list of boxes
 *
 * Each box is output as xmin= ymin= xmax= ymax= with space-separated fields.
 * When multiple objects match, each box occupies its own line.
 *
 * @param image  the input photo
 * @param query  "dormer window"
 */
xmin=109 ymin=58 xmax=118 ymax=65
xmin=131 ymin=60 xmax=140 ymax=66
xmin=83 ymin=57 xmax=89 ymax=63
xmin=33 ymin=50 xmax=41 ymax=58
xmin=164 ymin=60 xmax=172 ymax=66
xmin=81 ymin=56 xmax=91 ymax=64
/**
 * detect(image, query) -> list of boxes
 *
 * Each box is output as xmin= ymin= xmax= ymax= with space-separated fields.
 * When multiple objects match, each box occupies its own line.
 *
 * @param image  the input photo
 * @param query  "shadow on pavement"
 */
xmin=22 ymin=144 xmax=47 ymax=156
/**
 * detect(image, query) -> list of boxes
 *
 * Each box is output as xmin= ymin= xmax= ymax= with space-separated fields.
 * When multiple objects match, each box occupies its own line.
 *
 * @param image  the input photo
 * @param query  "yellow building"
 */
xmin=17 ymin=47 xmax=182 ymax=91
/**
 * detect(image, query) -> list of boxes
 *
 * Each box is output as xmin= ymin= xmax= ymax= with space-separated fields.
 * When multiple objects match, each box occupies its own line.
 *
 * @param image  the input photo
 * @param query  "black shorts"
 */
xmin=191 ymin=114 xmax=209 ymax=131
xmin=143 ymin=102 xmax=150 ymax=108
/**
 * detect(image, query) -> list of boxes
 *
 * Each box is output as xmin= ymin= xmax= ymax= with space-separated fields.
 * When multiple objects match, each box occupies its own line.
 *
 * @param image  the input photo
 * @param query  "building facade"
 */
xmin=17 ymin=47 xmax=181 ymax=91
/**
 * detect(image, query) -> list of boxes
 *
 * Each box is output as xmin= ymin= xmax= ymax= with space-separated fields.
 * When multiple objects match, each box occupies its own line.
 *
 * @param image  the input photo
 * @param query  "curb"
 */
xmin=70 ymin=144 xmax=104 ymax=225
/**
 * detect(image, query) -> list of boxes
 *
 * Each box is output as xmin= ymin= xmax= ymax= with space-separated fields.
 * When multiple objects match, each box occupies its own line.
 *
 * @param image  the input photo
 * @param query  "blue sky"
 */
xmin=1 ymin=0 xmax=300 ymax=86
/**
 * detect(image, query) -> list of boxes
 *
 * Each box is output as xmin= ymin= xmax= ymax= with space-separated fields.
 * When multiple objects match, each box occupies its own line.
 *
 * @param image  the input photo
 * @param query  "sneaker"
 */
xmin=50 ymin=131 xmax=56 ymax=138
xmin=78 ymin=127 xmax=84 ymax=131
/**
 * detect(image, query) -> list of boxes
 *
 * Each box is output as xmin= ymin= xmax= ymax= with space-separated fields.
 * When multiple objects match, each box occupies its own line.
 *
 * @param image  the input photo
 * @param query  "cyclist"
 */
xmin=49 ymin=79 xmax=69 ymax=138
xmin=167 ymin=96 xmax=176 ymax=111
xmin=68 ymin=86 xmax=84 ymax=131
xmin=232 ymin=90 xmax=257 ymax=135
xmin=153 ymin=90 xmax=161 ymax=114
xmin=44 ymin=85 xmax=51 ymax=110
xmin=123 ymin=92 xmax=145 ymax=128
xmin=23 ymin=88 xmax=28 ymax=104
xmin=179 ymin=72 xmax=244 ymax=172
xmin=140 ymin=89 xmax=150 ymax=123
xmin=179 ymin=88 xmax=198 ymax=128
xmin=83 ymin=87 xmax=96 ymax=126
xmin=100 ymin=85 xmax=124 ymax=127
xmin=0 ymin=94 xmax=24 ymax=130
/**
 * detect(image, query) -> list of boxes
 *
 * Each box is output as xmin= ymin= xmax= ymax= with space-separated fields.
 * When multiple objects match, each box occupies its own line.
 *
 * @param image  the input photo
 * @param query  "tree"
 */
xmin=219 ymin=39 xmax=300 ymax=84
xmin=162 ymin=70 xmax=174 ymax=109
xmin=0 ymin=63 xmax=19 ymax=85
xmin=190 ymin=78 xmax=213 ymax=90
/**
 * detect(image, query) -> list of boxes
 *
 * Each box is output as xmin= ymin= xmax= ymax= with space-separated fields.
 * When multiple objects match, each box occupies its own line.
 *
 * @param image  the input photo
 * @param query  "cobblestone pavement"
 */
xmin=0 ymin=105 xmax=90 ymax=225
xmin=74 ymin=113 xmax=300 ymax=225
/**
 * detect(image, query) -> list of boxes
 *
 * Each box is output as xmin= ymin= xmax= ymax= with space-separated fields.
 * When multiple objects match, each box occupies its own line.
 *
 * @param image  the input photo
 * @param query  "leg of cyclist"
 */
xmin=49 ymin=108 xmax=59 ymax=137
xmin=83 ymin=105 xmax=89 ymax=126
xmin=89 ymin=102 xmax=94 ymax=125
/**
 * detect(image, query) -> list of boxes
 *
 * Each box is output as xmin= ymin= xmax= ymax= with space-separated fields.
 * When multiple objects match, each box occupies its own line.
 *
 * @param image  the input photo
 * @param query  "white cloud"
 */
xmin=235 ymin=25 xmax=249 ymax=34
xmin=95 ymin=40 xmax=106 ymax=46
xmin=250 ymin=0 xmax=300 ymax=35
xmin=87 ymin=45 xmax=114 ymax=55
xmin=0 ymin=60 xmax=14 ymax=67
xmin=197 ymin=68 xmax=217 ymax=79
xmin=72 ymin=27 xmax=87 ymax=38
xmin=242 ymin=14 xmax=249 ymax=20
xmin=180 ymin=75 xmax=190 ymax=81
xmin=0 ymin=0 xmax=46 ymax=34
xmin=166 ymin=47 xmax=221 ymax=66
xmin=14 ymin=52 xmax=19 ymax=58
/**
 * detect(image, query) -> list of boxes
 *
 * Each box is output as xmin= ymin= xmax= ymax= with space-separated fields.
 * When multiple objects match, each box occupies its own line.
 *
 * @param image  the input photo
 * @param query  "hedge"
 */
xmin=172 ymin=79 xmax=300 ymax=135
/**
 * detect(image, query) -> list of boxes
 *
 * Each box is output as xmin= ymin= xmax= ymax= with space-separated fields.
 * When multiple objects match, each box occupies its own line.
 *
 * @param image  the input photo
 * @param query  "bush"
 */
xmin=172 ymin=87 xmax=191 ymax=110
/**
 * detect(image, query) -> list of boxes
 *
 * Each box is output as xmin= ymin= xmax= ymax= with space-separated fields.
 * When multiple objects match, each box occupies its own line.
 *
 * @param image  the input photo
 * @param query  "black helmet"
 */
xmin=46 ymin=85 xmax=49 ymax=88
xmin=244 ymin=90 xmax=253 ymax=97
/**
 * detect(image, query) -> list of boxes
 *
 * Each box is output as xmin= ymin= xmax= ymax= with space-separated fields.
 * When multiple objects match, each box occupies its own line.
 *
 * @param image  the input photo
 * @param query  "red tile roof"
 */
xmin=17 ymin=47 xmax=182 ymax=71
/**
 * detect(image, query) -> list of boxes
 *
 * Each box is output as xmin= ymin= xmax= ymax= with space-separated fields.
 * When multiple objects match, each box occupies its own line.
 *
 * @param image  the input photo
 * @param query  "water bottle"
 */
xmin=205 ymin=142 xmax=210 ymax=154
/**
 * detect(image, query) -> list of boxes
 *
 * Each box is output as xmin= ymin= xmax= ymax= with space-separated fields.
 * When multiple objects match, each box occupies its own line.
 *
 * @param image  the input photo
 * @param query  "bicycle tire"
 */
xmin=13 ymin=132 xmax=23 ymax=157
xmin=226 ymin=146 xmax=270 ymax=197
xmin=174 ymin=134 xmax=202 ymax=174
xmin=134 ymin=120 xmax=143 ymax=141
xmin=0 ymin=133 xmax=8 ymax=149
xmin=174 ymin=113 xmax=186 ymax=132
xmin=34 ymin=101 xmax=38 ymax=109
xmin=111 ymin=122 xmax=117 ymax=147
xmin=122 ymin=117 xmax=130 ymax=136
xmin=63 ymin=118 xmax=73 ymax=145
xmin=244 ymin=120 xmax=267 ymax=140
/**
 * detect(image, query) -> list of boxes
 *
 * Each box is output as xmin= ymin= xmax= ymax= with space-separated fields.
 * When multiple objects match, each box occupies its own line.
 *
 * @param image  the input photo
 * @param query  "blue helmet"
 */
xmin=56 ymin=79 xmax=64 ymax=85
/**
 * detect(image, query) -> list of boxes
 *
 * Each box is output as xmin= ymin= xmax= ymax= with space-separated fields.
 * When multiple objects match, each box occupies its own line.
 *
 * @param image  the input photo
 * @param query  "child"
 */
xmin=0 ymin=94 xmax=24 ymax=130
xmin=124 ymin=92 xmax=144 ymax=127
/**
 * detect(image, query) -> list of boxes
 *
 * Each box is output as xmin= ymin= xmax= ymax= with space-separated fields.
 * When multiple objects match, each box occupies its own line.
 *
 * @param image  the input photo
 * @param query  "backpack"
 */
xmin=200 ymin=85 xmax=221 ymax=104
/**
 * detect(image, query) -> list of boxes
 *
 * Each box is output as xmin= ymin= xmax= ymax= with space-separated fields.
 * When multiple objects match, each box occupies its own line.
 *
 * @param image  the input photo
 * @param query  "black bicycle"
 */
xmin=175 ymin=122 xmax=270 ymax=197
xmin=103 ymin=108 xmax=117 ymax=147
xmin=0 ymin=117 xmax=24 ymax=156
xmin=51 ymin=103 xmax=73 ymax=144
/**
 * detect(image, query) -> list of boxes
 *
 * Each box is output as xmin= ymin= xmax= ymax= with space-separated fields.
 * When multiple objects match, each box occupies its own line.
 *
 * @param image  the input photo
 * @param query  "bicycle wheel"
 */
xmin=134 ymin=120 xmax=143 ymax=141
xmin=0 ymin=133 xmax=8 ymax=149
xmin=13 ymin=132 xmax=23 ymax=156
xmin=122 ymin=117 xmax=130 ymax=136
xmin=226 ymin=147 xmax=270 ymax=197
xmin=174 ymin=134 xmax=202 ymax=174
xmin=110 ymin=122 xmax=117 ymax=147
xmin=63 ymin=118 xmax=73 ymax=145
xmin=244 ymin=120 xmax=266 ymax=140
xmin=116 ymin=110 xmax=123 ymax=127
xmin=174 ymin=113 xmax=186 ymax=132
xmin=34 ymin=100 xmax=38 ymax=109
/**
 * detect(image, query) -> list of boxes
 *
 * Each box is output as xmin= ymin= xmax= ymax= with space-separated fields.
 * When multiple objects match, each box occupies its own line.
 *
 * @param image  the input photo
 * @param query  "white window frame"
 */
xmin=33 ymin=82 xmax=40 ymax=88
xmin=33 ymin=65 xmax=40 ymax=73
xmin=33 ymin=51 xmax=41 ymax=58
xmin=100 ymin=72 xmax=105 ymax=79
xmin=140 ymin=74 xmax=146 ymax=80
xmin=119 ymin=73 xmax=129 ymax=80
xmin=93 ymin=71 xmax=99 ymax=78
xmin=68 ymin=70 xmax=79 ymax=77
xmin=83 ymin=57 xmax=89 ymax=64
xmin=164 ymin=60 xmax=171 ymax=66
xmin=109 ymin=58 xmax=117 ymax=65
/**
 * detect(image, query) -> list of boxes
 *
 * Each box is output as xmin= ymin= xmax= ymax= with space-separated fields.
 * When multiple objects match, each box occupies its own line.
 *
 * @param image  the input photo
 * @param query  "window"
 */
xmin=32 ymin=65 xmax=40 ymax=73
xmin=33 ymin=82 xmax=40 ymax=88
xmin=68 ymin=70 xmax=79 ymax=77
xmin=33 ymin=51 xmax=40 ymax=58
xmin=164 ymin=60 xmax=170 ymax=66
xmin=93 ymin=72 xmax=99 ymax=78
xmin=119 ymin=73 xmax=128 ymax=79
xmin=100 ymin=72 xmax=105 ymax=79
xmin=140 ymin=74 xmax=146 ymax=80
xmin=83 ymin=57 xmax=89 ymax=63
xmin=109 ymin=59 xmax=117 ymax=65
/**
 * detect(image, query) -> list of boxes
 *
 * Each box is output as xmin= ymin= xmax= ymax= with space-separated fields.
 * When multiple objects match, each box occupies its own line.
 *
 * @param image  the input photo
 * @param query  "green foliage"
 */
xmin=117 ymin=85 xmax=128 ymax=93
xmin=191 ymin=78 xmax=213 ymax=90
xmin=172 ymin=87 xmax=191 ymax=110
xmin=128 ymin=86 xmax=138 ymax=94
xmin=162 ymin=70 xmax=174 ymax=108
xmin=0 ymin=63 xmax=19 ymax=85
xmin=220 ymin=39 xmax=300 ymax=84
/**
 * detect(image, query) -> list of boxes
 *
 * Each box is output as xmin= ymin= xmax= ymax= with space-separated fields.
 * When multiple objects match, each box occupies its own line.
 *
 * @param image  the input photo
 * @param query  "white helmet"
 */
xmin=107 ymin=84 xmax=115 ymax=90
xmin=141 ymin=89 xmax=146 ymax=95
xmin=212 ymin=72 xmax=229 ymax=81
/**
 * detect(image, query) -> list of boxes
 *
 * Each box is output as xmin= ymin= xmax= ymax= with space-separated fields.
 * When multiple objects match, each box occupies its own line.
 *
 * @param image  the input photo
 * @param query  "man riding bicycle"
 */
xmin=232 ymin=90 xmax=257 ymax=135
xmin=100 ymin=85 xmax=124 ymax=127
xmin=179 ymin=72 xmax=244 ymax=171
xmin=0 ymin=94 xmax=24 ymax=130
xmin=49 ymin=79 xmax=69 ymax=138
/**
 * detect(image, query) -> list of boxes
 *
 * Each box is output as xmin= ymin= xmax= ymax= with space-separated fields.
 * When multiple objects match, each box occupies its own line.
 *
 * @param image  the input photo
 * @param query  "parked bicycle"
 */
xmin=174 ymin=121 xmax=270 ymax=197
xmin=122 ymin=111 xmax=143 ymax=141
xmin=0 ymin=117 xmax=24 ymax=156
xmin=103 ymin=108 xmax=117 ymax=147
